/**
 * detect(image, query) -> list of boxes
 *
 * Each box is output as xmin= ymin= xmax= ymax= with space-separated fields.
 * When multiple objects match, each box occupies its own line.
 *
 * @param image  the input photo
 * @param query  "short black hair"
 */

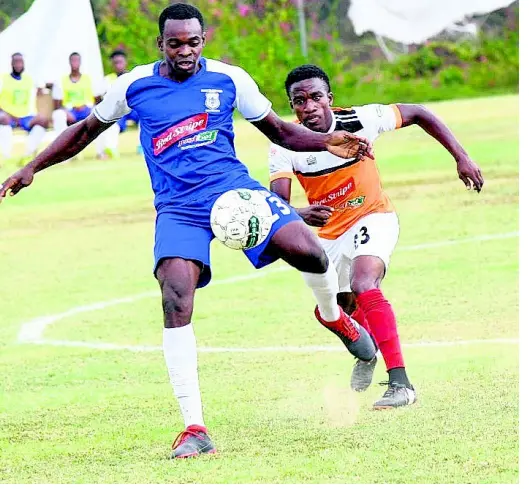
xmin=158 ymin=3 xmax=204 ymax=35
xmin=110 ymin=49 xmax=127 ymax=59
xmin=285 ymin=64 xmax=331 ymax=97
xmin=11 ymin=52 xmax=23 ymax=58
xmin=70 ymin=52 xmax=81 ymax=59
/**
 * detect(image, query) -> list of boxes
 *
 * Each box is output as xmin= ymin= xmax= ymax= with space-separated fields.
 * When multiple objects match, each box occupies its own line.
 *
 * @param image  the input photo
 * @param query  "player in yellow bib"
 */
xmin=51 ymin=52 xmax=101 ymax=139
xmin=0 ymin=53 xmax=49 ymax=163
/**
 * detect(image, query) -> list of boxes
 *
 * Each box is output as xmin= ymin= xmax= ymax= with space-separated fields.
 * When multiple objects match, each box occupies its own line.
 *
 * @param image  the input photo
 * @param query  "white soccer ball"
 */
xmin=210 ymin=189 xmax=274 ymax=250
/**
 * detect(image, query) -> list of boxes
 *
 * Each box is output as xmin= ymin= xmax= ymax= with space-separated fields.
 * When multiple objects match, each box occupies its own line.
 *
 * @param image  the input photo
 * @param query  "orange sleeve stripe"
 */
xmin=391 ymin=104 xmax=403 ymax=129
xmin=270 ymin=171 xmax=294 ymax=182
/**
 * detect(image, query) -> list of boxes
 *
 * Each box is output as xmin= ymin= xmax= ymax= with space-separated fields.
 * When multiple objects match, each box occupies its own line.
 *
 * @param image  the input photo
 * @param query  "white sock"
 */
xmin=301 ymin=265 xmax=341 ymax=322
xmin=106 ymin=123 xmax=120 ymax=151
xmin=0 ymin=124 xmax=13 ymax=159
xmin=163 ymin=325 xmax=205 ymax=428
xmin=25 ymin=124 xmax=46 ymax=155
xmin=95 ymin=132 xmax=106 ymax=156
xmin=52 ymin=109 xmax=67 ymax=138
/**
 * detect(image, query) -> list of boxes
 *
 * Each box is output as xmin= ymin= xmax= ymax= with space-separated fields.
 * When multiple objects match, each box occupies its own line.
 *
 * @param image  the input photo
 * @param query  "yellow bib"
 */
xmin=105 ymin=73 xmax=118 ymax=84
xmin=0 ymin=73 xmax=34 ymax=118
xmin=62 ymin=74 xmax=94 ymax=109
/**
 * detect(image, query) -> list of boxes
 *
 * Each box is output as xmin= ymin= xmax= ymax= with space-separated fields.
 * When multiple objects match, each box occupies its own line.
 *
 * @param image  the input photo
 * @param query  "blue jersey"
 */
xmin=93 ymin=58 xmax=272 ymax=213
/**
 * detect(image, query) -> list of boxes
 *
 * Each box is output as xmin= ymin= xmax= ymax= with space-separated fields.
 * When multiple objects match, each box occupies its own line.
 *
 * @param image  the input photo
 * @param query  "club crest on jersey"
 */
xmin=201 ymin=89 xmax=222 ymax=113
xmin=306 ymin=155 xmax=317 ymax=165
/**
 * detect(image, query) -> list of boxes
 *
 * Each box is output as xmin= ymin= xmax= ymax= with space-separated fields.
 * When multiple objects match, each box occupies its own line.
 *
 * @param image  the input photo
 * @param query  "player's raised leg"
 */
xmin=156 ymin=257 xmax=216 ymax=459
xmin=265 ymin=219 xmax=376 ymax=362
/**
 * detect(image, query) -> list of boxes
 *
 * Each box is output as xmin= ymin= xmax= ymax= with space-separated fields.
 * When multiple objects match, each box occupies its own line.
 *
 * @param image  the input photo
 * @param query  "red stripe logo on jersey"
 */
xmin=153 ymin=113 xmax=208 ymax=155
xmin=309 ymin=178 xmax=356 ymax=206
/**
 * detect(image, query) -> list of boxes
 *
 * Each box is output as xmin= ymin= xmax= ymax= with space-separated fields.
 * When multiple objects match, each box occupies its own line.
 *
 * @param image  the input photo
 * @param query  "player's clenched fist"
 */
xmin=325 ymin=131 xmax=374 ymax=160
xmin=0 ymin=166 xmax=35 ymax=202
xmin=297 ymin=205 xmax=334 ymax=227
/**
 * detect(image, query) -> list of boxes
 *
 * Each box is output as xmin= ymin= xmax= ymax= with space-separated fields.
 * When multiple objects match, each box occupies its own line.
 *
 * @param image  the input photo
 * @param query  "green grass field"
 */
xmin=0 ymin=95 xmax=519 ymax=483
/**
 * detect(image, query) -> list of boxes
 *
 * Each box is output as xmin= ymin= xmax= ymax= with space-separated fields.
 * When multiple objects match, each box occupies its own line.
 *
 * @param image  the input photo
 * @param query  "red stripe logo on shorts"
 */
xmin=153 ymin=113 xmax=209 ymax=155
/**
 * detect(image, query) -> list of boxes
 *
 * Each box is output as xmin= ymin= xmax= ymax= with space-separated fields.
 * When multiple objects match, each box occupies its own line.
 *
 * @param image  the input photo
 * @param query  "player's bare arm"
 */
xmin=397 ymin=103 xmax=484 ymax=192
xmin=0 ymin=114 xmax=112 ymax=201
xmin=270 ymin=178 xmax=332 ymax=227
xmin=253 ymin=109 xmax=374 ymax=160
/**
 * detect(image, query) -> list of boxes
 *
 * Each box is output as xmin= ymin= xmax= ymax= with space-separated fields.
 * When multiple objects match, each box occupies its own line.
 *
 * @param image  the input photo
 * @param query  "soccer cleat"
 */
xmin=350 ymin=355 xmax=378 ymax=392
xmin=372 ymin=381 xmax=417 ymax=409
xmin=170 ymin=425 xmax=217 ymax=459
xmin=315 ymin=307 xmax=377 ymax=362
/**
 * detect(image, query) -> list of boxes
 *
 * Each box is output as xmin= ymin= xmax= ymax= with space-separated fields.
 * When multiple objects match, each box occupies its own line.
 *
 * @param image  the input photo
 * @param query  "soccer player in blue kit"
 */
xmin=0 ymin=4 xmax=377 ymax=458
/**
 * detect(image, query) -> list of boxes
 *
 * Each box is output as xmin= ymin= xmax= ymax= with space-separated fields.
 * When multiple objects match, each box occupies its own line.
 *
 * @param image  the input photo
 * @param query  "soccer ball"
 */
xmin=210 ymin=189 xmax=274 ymax=250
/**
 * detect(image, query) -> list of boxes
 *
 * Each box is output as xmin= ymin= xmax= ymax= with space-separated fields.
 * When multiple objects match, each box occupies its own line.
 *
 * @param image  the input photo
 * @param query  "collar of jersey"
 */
xmin=154 ymin=57 xmax=206 ymax=84
xmin=326 ymin=111 xmax=337 ymax=133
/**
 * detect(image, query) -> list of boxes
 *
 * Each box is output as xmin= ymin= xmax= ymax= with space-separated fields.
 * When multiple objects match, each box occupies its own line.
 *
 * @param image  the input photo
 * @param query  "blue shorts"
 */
xmin=154 ymin=183 xmax=302 ymax=288
xmin=117 ymin=110 xmax=139 ymax=133
xmin=68 ymin=106 xmax=92 ymax=122
xmin=10 ymin=115 xmax=34 ymax=132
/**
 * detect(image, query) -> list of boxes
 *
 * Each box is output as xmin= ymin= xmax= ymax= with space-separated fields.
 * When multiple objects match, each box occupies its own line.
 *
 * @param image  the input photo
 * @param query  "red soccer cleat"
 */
xmin=170 ymin=425 xmax=217 ymax=459
xmin=315 ymin=306 xmax=377 ymax=361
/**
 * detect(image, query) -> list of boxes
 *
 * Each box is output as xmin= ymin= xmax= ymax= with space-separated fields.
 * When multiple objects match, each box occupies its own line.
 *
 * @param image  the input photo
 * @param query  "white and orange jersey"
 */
xmin=269 ymin=104 xmax=402 ymax=240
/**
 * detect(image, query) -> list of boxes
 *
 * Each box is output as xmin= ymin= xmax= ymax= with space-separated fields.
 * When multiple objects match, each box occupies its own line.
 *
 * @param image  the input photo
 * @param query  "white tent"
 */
xmin=348 ymin=0 xmax=516 ymax=45
xmin=0 ymin=0 xmax=103 ymax=87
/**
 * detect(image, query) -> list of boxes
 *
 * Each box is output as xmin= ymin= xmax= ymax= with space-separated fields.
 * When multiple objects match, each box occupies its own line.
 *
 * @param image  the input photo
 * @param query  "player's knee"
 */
xmin=159 ymin=277 xmax=194 ymax=325
xmin=157 ymin=272 xmax=194 ymax=328
xmin=351 ymin=276 xmax=377 ymax=295
xmin=0 ymin=113 xmax=10 ymax=125
xmin=297 ymin=244 xmax=328 ymax=273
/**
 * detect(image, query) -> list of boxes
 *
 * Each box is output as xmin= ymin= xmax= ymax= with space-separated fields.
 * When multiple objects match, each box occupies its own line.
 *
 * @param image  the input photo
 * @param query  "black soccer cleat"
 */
xmin=170 ymin=425 xmax=217 ymax=459
xmin=372 ymin=381 xmax=417 ymax=409
xmin=314 ymin=307 xmax=377 ymax=362
xmin=350 ymin=355 xmax=378 ymax=392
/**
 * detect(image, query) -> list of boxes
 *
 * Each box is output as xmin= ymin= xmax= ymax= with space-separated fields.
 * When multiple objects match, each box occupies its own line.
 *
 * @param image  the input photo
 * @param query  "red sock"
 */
xmin=355 ymin=288 xmax=404 ymax=370
xmin=351 ymin=307 xmax=371 ymax=335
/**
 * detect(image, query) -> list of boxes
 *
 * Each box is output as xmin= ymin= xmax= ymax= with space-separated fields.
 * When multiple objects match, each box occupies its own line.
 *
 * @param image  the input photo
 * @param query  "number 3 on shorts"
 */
xmin=259 ymin=190 xmax=291 ymax=218
xmin=354 ymin=226 xmax=370 ymax=250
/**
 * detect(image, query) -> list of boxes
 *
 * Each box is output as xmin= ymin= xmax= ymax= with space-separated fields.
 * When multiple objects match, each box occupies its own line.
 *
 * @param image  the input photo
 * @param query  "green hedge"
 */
xmin=97 ymin=0 xmax=518 ymax=112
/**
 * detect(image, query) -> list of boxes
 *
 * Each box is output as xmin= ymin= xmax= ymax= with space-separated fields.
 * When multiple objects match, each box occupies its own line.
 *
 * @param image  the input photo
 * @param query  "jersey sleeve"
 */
xmin=93 ymin=72 xmax=132 ymax=123
xmin=231 ymin=67 xmax=272 ymax=122
xmin=358 ymin=104 xmax=402 ymax=141
xmin=269 ymin=143 xmax=294 ymax=181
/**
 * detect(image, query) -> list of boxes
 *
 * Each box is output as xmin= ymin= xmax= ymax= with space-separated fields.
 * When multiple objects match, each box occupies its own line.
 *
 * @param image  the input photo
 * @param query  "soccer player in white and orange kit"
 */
xmin=269 ymin=65 xmax=484 ymax=409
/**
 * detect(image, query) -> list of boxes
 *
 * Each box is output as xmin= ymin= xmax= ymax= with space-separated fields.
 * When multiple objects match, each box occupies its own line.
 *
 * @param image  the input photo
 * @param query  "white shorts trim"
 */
xmin=319 ymin=212 xmax=400 ymax=293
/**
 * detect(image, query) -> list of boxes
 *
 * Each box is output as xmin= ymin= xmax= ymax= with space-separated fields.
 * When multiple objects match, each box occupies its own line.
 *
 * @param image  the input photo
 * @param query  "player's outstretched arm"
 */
xmin=253 ymin=110 xmax=374 ymax=160
xmin=0 ymin=114 xmax=112 ymax=202
xmin=397 ymin=103 xmax=484 ymax=192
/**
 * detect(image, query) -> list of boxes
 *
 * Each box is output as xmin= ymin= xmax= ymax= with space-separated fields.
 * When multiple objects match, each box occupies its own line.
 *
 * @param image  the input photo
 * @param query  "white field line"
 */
xmin=17 ymin=265 xmax=290 ymax=343
xmin=16 ymin=231 xmax=518 ymax=349
xmin=25 ymin=337 xmax=519 ymax=353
